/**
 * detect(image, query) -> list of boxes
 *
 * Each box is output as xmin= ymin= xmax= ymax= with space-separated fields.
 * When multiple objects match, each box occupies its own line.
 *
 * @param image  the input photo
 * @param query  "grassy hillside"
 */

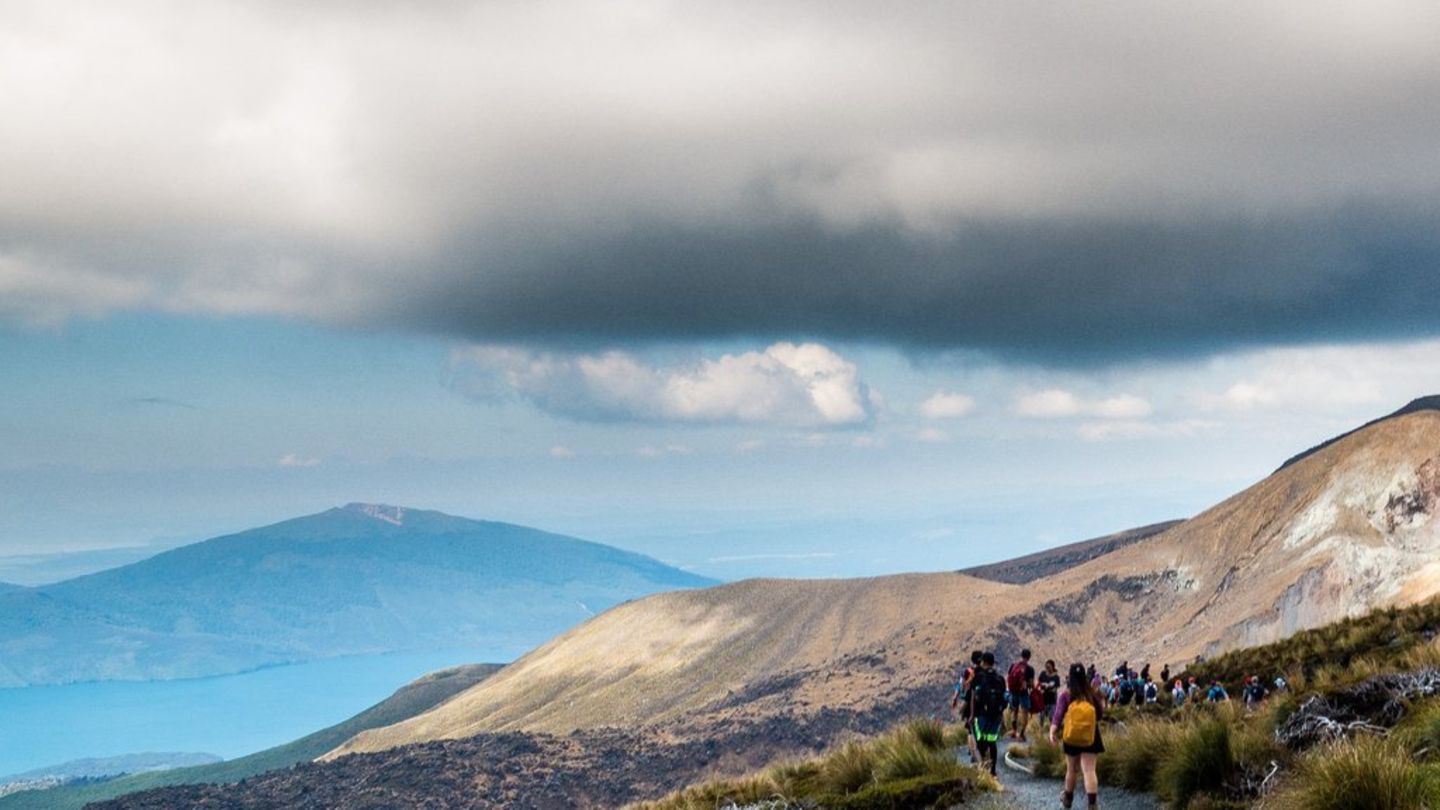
xmin=1009 ymin=597 xmax=1440 ymax=809
xmin=0 ymin=663 xmax=501 ymax=810
xmin=1183 ymin=598 xmax=1440 ymax=687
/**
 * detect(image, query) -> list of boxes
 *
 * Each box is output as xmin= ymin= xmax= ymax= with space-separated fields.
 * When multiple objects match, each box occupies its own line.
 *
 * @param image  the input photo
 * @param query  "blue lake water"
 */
xmin=0 ymin=648 xmax=515 ymax=778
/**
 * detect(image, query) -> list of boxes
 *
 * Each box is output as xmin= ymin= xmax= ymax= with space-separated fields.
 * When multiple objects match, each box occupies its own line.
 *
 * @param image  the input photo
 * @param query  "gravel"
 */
xmin=967 ymin=738 xmax=1160 ymax=810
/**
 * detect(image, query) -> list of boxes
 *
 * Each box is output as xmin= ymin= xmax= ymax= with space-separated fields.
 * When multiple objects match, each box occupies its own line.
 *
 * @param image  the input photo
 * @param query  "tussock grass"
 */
xmin=1266 ymin=735 xmax=1439 ymax=810
xmin=1099 ymin=717 xmax=1182 ymax=792
xmin=1185 ymin=598 xmax=1440 ymax=690
xmin=1155 ymin=715 xmax=1234 ymax=808
xmin=627 ymin=718 xmax=995 ymax=810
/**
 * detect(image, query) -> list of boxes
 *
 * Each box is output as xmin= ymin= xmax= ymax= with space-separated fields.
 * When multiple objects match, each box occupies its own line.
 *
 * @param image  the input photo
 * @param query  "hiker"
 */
xmin=1117 ymin=671 xmax=1135 ymax=706
xmin=1052 ymin=662 xmax=1105 ymax=810
xmin=1171 ymin=678 xmax=1186 ymax=707
xmin=950 ymin=650 xmax=982 ymax=714
xmin=1006 ymin=648 xmax=1037 ymax=741
xmin=1186 ymin=677 xmax=1203 ymax=703
xmin=1274 ymin=675 xmax=1289 ymax=693
xmin=1143 ymin=678 xmax=1158 ymax=704
xmin=1160 ymin=664 xmax=1171 ymax=686
xmin=1242 ymin=675 xmax=1268 ymax=710
xmin=1038 ymin=659 xmax=1062 ymax=732
xmin=968 ymin=651 xmax=1007 ymax=776
xmin=951 ymin=650 xmax=983 ymax=763
xmin=1206 ymin=680 xmax=1230 ymax=702
xmin=1140 ymin=663 xmax=1151 ymax=683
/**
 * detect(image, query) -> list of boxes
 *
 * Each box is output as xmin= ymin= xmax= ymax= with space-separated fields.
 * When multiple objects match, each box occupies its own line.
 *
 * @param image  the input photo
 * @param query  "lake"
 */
xmin=0 ymin=648 xmax=516 ymax=778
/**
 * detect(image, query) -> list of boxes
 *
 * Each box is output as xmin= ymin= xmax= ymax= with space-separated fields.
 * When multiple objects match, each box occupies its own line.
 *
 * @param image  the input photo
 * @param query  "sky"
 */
xmin=3 ymin=1 xmax=1439 ymax=580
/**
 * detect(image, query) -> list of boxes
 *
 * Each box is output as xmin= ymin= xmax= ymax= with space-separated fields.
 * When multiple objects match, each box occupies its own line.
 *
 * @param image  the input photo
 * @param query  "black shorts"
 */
xmin=1062 ymin=726 xmax=1105 ymax=756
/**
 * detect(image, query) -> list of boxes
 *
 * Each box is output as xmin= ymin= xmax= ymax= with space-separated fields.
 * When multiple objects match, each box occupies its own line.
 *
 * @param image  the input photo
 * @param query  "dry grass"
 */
xmin=1265 ymin=735 xmax=1439 ymax=810
xmin=626 ymin=718 xmax=995 ymax=810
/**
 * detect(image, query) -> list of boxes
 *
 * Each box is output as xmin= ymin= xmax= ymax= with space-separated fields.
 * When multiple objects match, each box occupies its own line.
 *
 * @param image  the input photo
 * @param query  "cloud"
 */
xmin=1192 ymin=344 xmax=1416 ymax=413
xmin=547 ymin=445 xmax=575 ymax=459
xmin=1015 ymin=389 xmax=1152 ymax=419
xmin=1076 ymin=419 xmax=1215 ymax=442
xmin=455 ymin=341 xmax=876 ymax=427
xmin=916 ymin=427 xmax=951 ymax=443
xmin=276 ymin=453 xmax=320 ymax=467
xmin=918 ymin=392 xmax=976 ymax=419
xmin=637 ymin=444 xmax=694 ymax=457
xmin=5 ymin=2 xmax=1440 ymax=362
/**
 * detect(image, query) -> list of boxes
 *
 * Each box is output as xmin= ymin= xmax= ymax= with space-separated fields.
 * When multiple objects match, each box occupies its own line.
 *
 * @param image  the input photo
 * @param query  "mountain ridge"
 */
xmin=330 ymin=402 xmax=1440 ymax=758
xmin=0 ymin=506 xmax=714 ymax=686
xmin=1278 ymin=394 xmax=1440 ymax=471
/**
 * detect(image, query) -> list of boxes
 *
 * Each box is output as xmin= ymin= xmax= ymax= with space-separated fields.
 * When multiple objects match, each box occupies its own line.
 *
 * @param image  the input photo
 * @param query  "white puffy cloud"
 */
xmin=1015 ymin=389 xmax=1082 ymax=418
xmin=1014 ymin=389 xmax=1152 ymax=419
xmin=918 ymin=391 xmax=976 ymax=419
xmin=455 ymin=342 xmax=875 ymax=427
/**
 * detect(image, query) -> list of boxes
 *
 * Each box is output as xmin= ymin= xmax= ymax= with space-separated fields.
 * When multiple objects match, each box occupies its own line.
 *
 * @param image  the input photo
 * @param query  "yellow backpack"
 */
xmin=1062 ymin=696 xmax=1097 ymax=747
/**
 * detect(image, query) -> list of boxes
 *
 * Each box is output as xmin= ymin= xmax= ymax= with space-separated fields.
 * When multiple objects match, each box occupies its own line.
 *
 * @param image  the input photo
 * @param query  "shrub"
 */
xmin=628 ymin=716 xmax=997 ymax=810
xmin=817 ymin=739 xmax=877 ymax=794
xmin=1155 ymin=716 xmax=1234 ymax=809
xmin=894 ymin=716 xmax=946 ymax=750
xmin=817 ymin=772 xmax=985 ymax=810
xmin=1027 ymin=736 xmax=1066 ymax=778
xmin=1267 ymin=735 xmax=1439 ymax=810
xmin=1394 ymin=696 xmax=1440 ymax=760
xmin=871 ymin=736 xmax=957 ymax=783
xmin=1099 ymin=716 xmax=1181 ymax=792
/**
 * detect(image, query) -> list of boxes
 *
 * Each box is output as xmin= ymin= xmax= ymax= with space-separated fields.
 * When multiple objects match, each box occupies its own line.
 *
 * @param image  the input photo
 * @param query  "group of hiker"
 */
xmin=950 ymin=648 xmax=1287 ymax=810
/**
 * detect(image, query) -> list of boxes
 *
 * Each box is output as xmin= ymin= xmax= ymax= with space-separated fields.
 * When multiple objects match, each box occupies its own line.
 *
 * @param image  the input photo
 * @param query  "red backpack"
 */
xmin=1007 ymin=661 xmax=1028 ymax=693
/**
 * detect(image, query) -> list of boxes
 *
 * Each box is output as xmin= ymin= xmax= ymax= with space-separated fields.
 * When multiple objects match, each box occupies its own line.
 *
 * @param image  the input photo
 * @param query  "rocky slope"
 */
xmin=0 ymin=504 xmax=713 ymax=686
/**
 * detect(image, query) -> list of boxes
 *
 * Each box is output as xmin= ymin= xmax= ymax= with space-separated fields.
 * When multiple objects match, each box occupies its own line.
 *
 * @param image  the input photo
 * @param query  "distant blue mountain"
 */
xmin=0 ymin=504 xmax=714 ymax=686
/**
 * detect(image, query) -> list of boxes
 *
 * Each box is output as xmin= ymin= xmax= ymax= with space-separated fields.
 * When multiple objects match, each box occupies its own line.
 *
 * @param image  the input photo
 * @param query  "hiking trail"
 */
xmin=967 ymin=737 xmax=1160 ymax=810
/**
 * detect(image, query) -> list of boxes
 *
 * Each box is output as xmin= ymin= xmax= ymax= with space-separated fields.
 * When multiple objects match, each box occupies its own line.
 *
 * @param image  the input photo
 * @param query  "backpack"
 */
xmin=973 ymin=670 xmax=1006 ymax=718
xmin=1062 ymin=697 xmax=1097 ymax=747
xmin=1007 ymin=661 xmax=1028 ymax=693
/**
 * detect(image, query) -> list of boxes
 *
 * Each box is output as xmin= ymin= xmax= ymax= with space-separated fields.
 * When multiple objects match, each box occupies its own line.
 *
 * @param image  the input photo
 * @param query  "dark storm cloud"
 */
xmin=401 ymin=201 xmax=1440 ymax=364
xmin=4 ymin=1 xmax=1440 ymax=363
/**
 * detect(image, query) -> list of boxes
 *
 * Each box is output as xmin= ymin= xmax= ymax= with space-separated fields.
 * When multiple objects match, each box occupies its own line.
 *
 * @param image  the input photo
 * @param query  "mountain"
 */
xmin=960 ymin=519 xmax=1184 ymax=584
xmin=0 ymin=753 xmax=221 ymax=799
xmin=0 ymin=663 xmax=501 ymax=810
xmin=0 ymin=504 xmax=713 ymax=686
xmin=330 ymin=400 xmax=1440 ymax=759
xmin=0 ymin=582 xmax=21 ymax=593
xmin=1278 ymin=394 xmax=1440 ymax=470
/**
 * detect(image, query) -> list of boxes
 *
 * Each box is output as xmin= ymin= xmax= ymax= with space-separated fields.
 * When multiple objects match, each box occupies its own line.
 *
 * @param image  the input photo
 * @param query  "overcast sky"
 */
xmin=3 ymin=1 xmax=1439 ymax=577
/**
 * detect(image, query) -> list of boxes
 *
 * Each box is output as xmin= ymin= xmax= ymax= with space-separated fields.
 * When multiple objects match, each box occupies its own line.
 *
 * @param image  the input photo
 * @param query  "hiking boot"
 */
xmin=1061 ymin=790 xmax=1073 ymax=809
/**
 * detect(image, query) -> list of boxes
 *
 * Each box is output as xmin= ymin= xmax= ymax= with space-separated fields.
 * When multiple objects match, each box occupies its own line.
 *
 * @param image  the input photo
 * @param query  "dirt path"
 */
xmin=966 ymin=738 xmax=1160 ymax=810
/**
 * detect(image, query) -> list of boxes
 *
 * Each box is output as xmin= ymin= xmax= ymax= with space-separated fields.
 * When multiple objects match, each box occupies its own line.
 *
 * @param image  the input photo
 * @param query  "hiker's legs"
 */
xmin=1081 ymin=752 xmax=1099 ymax=794
xmin=978 ymin=738 xmax=997 ymax=774
xmin=1018 ymin=707 xmax=1029 ymax=738
xmin=1064 ymin=754 xmax=1079 ymax=792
